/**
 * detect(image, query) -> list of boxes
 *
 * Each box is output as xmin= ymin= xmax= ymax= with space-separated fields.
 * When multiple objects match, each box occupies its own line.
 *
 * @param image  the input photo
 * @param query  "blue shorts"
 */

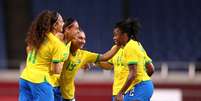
xmin=112 ymin=80 xmax=154 ymax=101
xmin=19 ymin=78 xmax=54 ymax=101
xmin=53 ymin=87 xmax=62 ymax=101
xmin=124 ymin=80 xmax=154 ymax=101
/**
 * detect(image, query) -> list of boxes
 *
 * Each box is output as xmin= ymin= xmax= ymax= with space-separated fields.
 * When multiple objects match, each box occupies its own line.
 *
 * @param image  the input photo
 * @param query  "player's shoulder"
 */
xmin=128 ymin=39 xmax=139 ymax=46
xmin=55 ymin=32 xmax=64 ymax=41
xmin=49 ymin=33 xmax=67 ymax=49
xmin=124 ymin=40 xmax=136 ymax=50
xmin=47 ymin=32 xmax=62 ymax=43
xmin=79 ymin=49 xmax=89 ymax=54
xmin=79 ymin=49 xmax=98 ymax=57
xmin=125 ymin=40 xmax=144 ymax=55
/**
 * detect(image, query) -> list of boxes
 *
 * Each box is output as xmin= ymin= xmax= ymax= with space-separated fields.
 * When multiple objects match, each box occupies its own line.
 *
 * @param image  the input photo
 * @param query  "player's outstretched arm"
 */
xmin=96 ymin=62 xmax=113 ymax=70
xmin=98 ymin=45 xmax=120 ymax=61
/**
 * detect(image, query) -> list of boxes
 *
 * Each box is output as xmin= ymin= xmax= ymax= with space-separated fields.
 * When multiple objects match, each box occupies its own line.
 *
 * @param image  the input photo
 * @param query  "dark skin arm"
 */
xmin=81 ymin=45 xmax=119 ymax=70
xmin=98 ymin=45 xmax=120 ymax=61
xmin=115 ymin=64 xmax=137 ymax=101
xmin=83 ymin=61 xmax=114 ymax=70
xmin=96 ymin=62 xmax=113 ymax=70
xmin=51 ymin=62 xmax=64 ymax=74
xmin=146 ymin=62 xmax=154 ymax=76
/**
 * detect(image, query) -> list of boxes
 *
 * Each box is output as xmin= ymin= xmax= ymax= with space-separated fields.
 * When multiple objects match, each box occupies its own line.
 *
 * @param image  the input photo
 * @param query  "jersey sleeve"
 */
xmin=84 ymin=50 xmax=99 ymax=63
xmin=125 ymin=45 xmax=138 ymax=65
xmin=51 ymin=43 xmax=68 ymax=63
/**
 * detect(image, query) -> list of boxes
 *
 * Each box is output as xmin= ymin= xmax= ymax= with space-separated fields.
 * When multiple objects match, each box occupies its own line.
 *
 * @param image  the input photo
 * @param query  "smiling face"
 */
xmin=71 ymin=30 xmax=86 ymax=50
xmin=113 ymin=27 xmax=127 ymax=46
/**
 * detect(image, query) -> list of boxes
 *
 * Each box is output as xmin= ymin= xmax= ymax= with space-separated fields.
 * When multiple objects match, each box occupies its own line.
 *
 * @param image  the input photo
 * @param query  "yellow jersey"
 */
xmin=109 ymin=39 xmax=151 ymax=95
xmin=60 ymin=49 xmax=99 ymax=99
xmin=20 ymin=32 xmax=69 ymax=86
xmin=49 ymin=42 xmax=71 ymax=87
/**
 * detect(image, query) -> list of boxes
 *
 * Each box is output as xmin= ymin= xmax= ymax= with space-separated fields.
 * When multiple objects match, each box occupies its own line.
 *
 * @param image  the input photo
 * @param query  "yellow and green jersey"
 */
xmin=109 ymin=39 xmax=151 ymax=95
xmin=20 ymin=32 xmax=69 ymax=86
xmin=49 ymin=42 xmax=71 ymax=87
xmin=60 ymin=49 xmax=99 ymax=99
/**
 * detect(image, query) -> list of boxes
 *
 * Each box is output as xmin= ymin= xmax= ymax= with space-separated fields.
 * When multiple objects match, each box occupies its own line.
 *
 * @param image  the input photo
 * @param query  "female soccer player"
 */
xmin=60 ymin=29 xmax=120 ymax=101
xmin=52 ymin=18 xmax=80 ymax=101
xmin=63 ymin=18 xmax=79 ymax=43
xmin=19 ymin=10 xmax=68 ymax=101
xmin=97 ymin=18 xmax=154 ymax=101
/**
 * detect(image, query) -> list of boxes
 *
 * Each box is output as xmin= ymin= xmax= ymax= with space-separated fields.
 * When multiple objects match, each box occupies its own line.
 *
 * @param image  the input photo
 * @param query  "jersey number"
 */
xmin=66 ymin=61 xmax=76 ymax=71
xmin=28 ymin=50 xmax=36 ymax=64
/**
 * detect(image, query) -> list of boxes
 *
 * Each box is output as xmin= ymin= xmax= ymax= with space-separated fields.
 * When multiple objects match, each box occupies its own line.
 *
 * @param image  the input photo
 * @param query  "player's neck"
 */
xmin=52 ymin=30 xmax=58 ymax=35
xmin=65 ymin=37 xmax=73 ymax=44
xmin=121 ymin=39 xmax=130 ymax=48
xmin=70 ymin=46 xmax=78 ymax=56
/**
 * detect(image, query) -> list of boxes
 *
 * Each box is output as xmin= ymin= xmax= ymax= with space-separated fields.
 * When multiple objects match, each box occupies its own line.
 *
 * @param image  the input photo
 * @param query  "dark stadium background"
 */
xmin=0 ymin=0 xmax=200 ymax=101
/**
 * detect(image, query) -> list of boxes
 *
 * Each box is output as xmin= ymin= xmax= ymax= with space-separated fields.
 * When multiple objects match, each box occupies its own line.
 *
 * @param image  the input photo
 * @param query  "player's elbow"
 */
xmin=146 ymin=63 xmax=155 ymax=76
xmin=147 ymin=69 xmax=154 ymax=77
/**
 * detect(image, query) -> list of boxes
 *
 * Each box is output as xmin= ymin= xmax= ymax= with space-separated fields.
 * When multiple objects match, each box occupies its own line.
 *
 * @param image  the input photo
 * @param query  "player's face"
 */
xmin=113 ymin=28 xmax=124 ymax=46
xmin=64 ymin=21 xmax=79 ymax=41
xmin=73 ymin=31 xmax=86 ymax=49
xmin=55 ymin=14 xmax=64 ymax=33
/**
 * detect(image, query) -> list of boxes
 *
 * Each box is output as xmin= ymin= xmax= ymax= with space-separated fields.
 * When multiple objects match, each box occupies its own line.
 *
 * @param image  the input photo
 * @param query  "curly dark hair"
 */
xmin=25 ymin=10 xmax=59 ymax=50
xmin=63 ymin=17 xmax=77 ymax=32
xmin=114 ymin=18 xmax=141 ymax=41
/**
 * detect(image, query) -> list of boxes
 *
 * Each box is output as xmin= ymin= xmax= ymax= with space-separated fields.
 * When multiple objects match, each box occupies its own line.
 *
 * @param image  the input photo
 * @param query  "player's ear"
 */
xmin=53 ymin=23 xmax=57 ymax=30
xmin=65 ymin=28 xmax=70 ymax=33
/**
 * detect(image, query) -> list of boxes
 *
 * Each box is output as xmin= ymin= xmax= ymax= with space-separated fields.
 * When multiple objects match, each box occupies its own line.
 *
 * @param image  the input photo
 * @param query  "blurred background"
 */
xmin=0 ymin=0 xmax=201 ymax=101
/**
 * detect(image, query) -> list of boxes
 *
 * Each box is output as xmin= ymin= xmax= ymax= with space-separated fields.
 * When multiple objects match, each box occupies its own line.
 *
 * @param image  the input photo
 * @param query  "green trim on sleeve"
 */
xmin=128 ymin=61 xmax=138 ymax=65
xmin=52 ymin=59 xmax=63 ymax=63
xmin=95 ymin=54 xmax=100 ymax=63
xmin=145 ymin=61 xmax=152 ymax=65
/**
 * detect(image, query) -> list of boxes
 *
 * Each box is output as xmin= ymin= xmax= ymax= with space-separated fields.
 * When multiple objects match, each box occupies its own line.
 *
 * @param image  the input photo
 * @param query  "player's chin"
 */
xmin=80 ymin=45 xmax=84 ymax=49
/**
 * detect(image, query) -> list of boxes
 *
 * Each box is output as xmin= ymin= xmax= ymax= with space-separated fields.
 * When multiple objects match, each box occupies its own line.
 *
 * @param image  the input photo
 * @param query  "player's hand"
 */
xmin=115 ymin=93 xmax=123 ymax=101
xmin=83 ymin=63 xmax=96 ymax=70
